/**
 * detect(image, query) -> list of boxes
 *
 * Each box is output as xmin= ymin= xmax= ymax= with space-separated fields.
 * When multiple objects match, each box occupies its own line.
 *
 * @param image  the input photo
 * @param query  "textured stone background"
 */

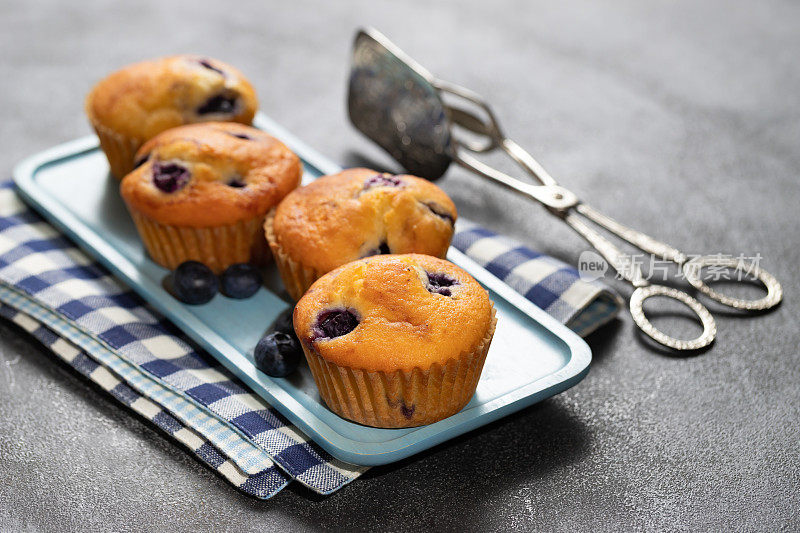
xmin=1 ymin=1 xmax=799 ymax=531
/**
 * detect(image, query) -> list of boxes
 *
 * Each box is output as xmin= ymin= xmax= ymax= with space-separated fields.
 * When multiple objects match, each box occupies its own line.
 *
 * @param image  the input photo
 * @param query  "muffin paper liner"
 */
xmin=264 ymin=210 xmax=324 ymax=301
xmin=129 ymin=209 xmax=269 ymax=274
xmin=301 ymin=307 xmax=497 ymax=428
xmin=89 ymin=119 xmax=144 ymax=180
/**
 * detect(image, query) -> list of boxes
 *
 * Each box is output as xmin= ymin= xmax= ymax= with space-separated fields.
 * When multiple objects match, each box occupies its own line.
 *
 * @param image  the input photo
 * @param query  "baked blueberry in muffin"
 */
xmin=86 ymin=55 xmax=258 ymax=178
xmin=265 ymin=168 xmax=457 ymax=300
xmin=293 ymin=254 xmax=496 ymax=428
xmin=120 ymin=122 xmax=301 ymax=273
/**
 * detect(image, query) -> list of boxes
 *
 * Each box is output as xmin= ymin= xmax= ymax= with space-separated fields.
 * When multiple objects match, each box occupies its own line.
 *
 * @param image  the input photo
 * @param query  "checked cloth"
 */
xmin=0 ymin=178 xmax=621 ymax=499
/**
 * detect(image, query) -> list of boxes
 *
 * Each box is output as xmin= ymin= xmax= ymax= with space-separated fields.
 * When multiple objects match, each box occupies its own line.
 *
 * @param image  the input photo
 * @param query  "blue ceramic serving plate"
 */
xmin=13 ymin=114 xmax=591 ymax=466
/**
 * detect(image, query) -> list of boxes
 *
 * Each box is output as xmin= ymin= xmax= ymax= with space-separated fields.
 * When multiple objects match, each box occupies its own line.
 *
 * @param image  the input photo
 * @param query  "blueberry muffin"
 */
xmin=86 ymin=55 xmax=258 ymax=178
xmin=294 ymin=254 xmax=496 ymax=428
xmin=120 ymin=122 xmax=301 ymax=273
xmin=265 ymin=168 xmax=457 ymax=301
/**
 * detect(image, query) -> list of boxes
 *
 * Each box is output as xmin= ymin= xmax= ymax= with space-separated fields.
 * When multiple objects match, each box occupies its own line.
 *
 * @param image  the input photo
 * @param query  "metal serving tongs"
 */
xmin=347 ymin=28 xmax=782 ymax=351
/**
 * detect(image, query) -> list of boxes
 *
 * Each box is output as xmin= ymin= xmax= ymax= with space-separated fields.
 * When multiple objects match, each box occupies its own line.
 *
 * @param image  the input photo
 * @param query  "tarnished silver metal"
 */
xmin=348 ymin=29 xmax=451 ymax=179
xmin=630 ymin=286 xmax=717 ymax=351
xmin=563 ymin=212 xmax=648 ymax=288
xmin=683 ymin=255 xmax=783 ymax=311
xmin=565 ymin=211 xmax=717 ymax=350
xmin=575 ymin=204 xmax=687 ymax=264
xmin=347 ymin=27 xmax=784 ymax=351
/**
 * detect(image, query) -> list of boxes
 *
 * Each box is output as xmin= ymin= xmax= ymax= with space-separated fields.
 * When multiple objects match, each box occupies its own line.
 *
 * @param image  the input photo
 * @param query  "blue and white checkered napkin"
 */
xmin=0 ymin=179 xmax=621 ymax=499
xmin=452 ymin=220 xmax=622 ymax=337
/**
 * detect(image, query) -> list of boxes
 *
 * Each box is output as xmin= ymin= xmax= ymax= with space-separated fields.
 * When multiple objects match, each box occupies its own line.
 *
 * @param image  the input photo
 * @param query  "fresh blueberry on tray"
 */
xmin=172 ymin=261 xmax=218 ymax=304
xmin=220 ymin=263 xmax=262 ymax=299
xmin=254 ymin=332 xmax=302 ymax=377
xmin=272 ymin=308 xmax=296 ymax=337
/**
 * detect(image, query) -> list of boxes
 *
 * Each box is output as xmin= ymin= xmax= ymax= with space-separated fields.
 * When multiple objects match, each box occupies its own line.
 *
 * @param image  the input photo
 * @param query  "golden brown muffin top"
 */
xmin=272 ymin=168 xmax=457 ymax=274
xmin=120 ymin=122 xmax=301 ymax=227
xmin=293 ymin=254 xmax=493 ymax=373
xmin=86 ymin=55 xmax=257 ymax=140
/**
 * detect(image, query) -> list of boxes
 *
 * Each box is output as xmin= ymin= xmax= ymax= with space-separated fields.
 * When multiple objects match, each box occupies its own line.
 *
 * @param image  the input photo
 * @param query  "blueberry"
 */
xmin=197 ymin=93 xmax=238 ymax=115
xmin=363 ymin=241 xmax=391 ymax=257
xmin=426 ymin=272 xmax=458 ymax=296
xmin=227 ymin=132 xmax=253 ymax=140
xmin=271 ymin=309 xmax=296 ymax=336
xmin=133 ymin=153 xmax=150 ymax=169
xmin=219 ymin=263 xmax=262 ymax=299
xmin=226 ymin=177 xmax=246 ymax=188
xmin=198 ymin=59 xmax=225 ymax=76
xmin=254 ymin=332 xmax=302 ymax=377
xmin=153 ymin=161 xmax=190 ymax=193
xmin=172 ymin=261 xmax=218 ymax=304
xmin=423 ymin=201 xmax=454 ymax=224
xmin=313 ymin=309 xmax=359 ymax=340
xmin=363 ymin=174 xmax=403 ymax=189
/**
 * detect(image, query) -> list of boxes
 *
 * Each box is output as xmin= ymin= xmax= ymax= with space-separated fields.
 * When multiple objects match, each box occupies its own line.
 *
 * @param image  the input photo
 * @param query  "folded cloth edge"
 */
xmin=0 ymin=282 xmax=277 ymax=476
xmin=0 ymin=298 xmax=291 ymax=500
xmin=0 ymin=183 xmax=367 ymax=496
xmin=0 ymin=280 xmax=365 ymax=497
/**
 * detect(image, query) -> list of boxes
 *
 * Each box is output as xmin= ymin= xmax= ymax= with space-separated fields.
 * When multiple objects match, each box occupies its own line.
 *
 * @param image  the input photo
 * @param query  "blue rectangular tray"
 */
xmin=13 ymin=113 xmax=591 ymax=466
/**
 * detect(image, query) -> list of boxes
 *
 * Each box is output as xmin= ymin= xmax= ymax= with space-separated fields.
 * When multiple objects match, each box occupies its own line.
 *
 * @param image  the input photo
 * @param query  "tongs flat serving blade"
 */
xmin=348 ymin=28 xmax=575 ymax=210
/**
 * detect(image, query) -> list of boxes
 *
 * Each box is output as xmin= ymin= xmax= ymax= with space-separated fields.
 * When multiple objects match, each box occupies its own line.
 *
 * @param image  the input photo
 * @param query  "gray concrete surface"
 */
xmin=1 ymin=0 xmax=799 ymax=531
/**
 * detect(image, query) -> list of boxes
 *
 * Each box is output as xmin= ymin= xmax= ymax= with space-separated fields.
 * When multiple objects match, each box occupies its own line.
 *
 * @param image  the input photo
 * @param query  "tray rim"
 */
xmin=12 ymin=115 xmax=591 ymax=466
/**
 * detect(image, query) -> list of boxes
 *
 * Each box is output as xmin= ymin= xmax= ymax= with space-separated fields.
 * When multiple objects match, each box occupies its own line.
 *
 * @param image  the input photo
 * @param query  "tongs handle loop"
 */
xmin=683 ymin=255 xmax=783 ymax=311
xmin=630 ymin=286 xmax=717 ymax=351
xmin=565 ymin=210 xmax=718 ymax=351
xmin=576 ymin=204 xmax=784 ymax=311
